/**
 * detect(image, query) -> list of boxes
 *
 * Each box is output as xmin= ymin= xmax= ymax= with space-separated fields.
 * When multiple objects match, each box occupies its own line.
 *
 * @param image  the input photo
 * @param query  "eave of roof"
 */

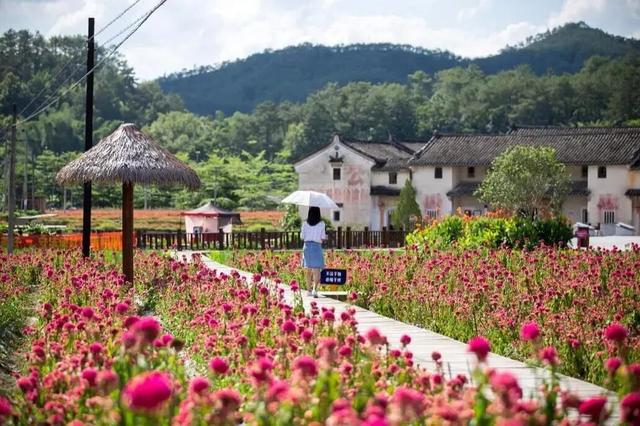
xmin=370 ymin=186 xmax=401 ymax=196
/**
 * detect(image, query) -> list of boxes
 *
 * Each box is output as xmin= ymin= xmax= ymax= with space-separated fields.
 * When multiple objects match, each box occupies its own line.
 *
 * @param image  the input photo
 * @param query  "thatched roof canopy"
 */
xmin=56 ymin=123 xmax=201 ymax=189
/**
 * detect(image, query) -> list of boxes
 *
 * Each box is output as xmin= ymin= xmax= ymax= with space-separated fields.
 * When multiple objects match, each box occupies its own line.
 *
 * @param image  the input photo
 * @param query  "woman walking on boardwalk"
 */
xmin=301 ymin=206 xmax=326 ymax=298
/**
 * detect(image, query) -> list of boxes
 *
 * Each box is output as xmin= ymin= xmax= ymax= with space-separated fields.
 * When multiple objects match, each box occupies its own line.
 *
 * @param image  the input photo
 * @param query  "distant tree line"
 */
xmin=1 ymin=28 xmax=640 ymax=214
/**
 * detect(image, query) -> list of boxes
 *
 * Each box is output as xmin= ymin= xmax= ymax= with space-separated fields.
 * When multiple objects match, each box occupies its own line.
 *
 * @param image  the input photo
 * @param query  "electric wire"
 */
xmin=16 ymin=0 xmax=169 ymax=127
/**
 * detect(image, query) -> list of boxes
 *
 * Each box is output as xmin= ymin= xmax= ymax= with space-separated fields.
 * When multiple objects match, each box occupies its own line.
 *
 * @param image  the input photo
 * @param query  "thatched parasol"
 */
xmin=57 ymin=123 xmax=201 ymax=283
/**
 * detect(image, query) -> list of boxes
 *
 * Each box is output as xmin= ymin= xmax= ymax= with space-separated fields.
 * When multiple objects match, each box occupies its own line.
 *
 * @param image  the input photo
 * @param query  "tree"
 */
xmin=391 ymin=180 xmax=422 ymax=230
xmin=475 ymin=146 xmax=570 ymax=218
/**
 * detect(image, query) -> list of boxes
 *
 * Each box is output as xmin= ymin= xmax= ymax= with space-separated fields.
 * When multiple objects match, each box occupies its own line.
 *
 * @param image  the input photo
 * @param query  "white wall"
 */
xmin=370 ymin=170 xmax=411 ymax=187
xmin=587 ymin=165 xmax=635 ymax=235
xmin=562 ymin=196 xmax=588 ymax=224
xmin=412 ymin=166 xmax=454 ymax=218
xmin=296 ymin=139 xmax=374 ymax=229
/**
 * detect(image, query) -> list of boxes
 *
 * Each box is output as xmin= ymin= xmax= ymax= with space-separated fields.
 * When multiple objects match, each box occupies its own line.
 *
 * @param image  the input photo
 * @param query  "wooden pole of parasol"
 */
xmin=122 ymin=181 xmax=134 ymax=283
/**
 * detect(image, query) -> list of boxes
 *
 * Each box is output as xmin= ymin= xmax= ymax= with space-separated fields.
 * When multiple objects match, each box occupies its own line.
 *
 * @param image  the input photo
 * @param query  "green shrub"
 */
xmin=408 ymin=215 xmax=572 ymax=250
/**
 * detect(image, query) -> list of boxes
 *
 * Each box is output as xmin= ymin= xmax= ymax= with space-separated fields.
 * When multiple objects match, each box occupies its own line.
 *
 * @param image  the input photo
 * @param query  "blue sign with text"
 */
xmin=320 ymin=269 xmax=347 ymax=285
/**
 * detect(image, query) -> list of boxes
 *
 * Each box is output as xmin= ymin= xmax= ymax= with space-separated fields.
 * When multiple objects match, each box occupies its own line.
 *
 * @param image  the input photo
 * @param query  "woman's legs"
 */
xmin=304 ymin=268 xmax=313 ymax=294
xmin=311 ymin=268 xmax=321 ymax=296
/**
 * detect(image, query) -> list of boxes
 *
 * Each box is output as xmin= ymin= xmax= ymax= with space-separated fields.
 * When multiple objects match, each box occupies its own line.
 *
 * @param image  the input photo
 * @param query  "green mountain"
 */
xmin=158 ymin=22 xmax=640 ymax=115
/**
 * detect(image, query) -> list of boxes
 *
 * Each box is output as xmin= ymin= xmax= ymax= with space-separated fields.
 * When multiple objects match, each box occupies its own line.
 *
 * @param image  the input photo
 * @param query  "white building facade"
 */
xmin=294 ymin=127 xmax=640 ymax=235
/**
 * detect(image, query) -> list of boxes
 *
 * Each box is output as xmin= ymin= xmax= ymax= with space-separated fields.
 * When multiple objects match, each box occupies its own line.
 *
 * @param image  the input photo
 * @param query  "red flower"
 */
xmin=578 ymin=396 xmax=608 ymax=422
xmin=539 ymin=346 xmax=558 ymax=366
xmin=133 ymin=317 xmax=161 ymax=343
xmin=189 ymin=377 xmax=209 ymax=395
xmin=400 ymin=334 xmax=411 ymax=346
xmin=122 ymin=371 xmax=173 ymax=413
xmin=281 ymin=319 xmax=296 ymax=333
xmin=209 ymin=357 xmax=229 ymax=375
xmin=621 ymin=392 xmax=640 ymax=425
xmin=365 ymin=328 xmax=387 ymax=346
xmin=293 ymin=355 xmax=318 ymax=378
xmin=604 ymin=323 xmax=628 ymax=343
xmin=82 ymin=368 xmax=98 ymax=387
xmin=468 ymin=336 xmax=491 ymax=362
xmin=604 ymin=357 xmax=622 ymax=375
xmin=519 ymin=322 xmax=540 ymax=342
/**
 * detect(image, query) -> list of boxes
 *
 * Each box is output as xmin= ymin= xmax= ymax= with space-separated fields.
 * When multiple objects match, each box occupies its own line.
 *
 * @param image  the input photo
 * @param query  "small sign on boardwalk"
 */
xmin=320 ymin=269 xmax=347 ymax=285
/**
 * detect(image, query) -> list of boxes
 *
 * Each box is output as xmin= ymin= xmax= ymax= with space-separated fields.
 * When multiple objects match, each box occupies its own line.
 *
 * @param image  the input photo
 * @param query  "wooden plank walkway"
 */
xmin=175 ymin=251 xmax=618 ymax=418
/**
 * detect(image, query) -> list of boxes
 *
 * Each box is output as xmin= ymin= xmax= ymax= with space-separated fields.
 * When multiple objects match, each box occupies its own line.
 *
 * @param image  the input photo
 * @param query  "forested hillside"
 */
xmin=1 ymin=24 xmax=640 ymax=215
xmin=159 ymin=22 xmax=640 ymax=115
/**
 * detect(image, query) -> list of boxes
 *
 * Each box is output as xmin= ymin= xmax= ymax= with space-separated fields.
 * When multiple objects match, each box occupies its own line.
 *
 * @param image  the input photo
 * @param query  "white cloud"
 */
xmin=458 ymin=0 xmax=492 ymax=21
xmin=548 ymin=0 xmax=607 ymax=27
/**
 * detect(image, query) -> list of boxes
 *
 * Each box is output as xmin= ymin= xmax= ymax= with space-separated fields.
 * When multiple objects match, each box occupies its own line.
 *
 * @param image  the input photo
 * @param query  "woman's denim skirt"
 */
xmin=302 ymin=241 xmax=324 ymax=269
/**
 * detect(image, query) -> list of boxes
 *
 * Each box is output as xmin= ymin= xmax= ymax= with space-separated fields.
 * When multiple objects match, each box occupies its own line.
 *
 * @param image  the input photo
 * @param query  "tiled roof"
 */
xmin=410 ymin=127 xmax=640 ymax=166
xmin=341 ymin=137 xmax=428 ymax=171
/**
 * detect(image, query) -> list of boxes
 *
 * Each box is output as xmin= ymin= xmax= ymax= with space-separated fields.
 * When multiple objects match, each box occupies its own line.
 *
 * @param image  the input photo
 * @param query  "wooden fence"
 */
xmin=0 ymin=231 xmax=124 ymax=250
xmin=136 ymin=227 xmax=407 ymax=251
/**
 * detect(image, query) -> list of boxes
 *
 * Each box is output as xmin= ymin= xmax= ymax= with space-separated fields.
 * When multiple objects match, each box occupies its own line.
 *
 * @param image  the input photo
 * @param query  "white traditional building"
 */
xmin=293 ymin=127 xmax=640 ymax=235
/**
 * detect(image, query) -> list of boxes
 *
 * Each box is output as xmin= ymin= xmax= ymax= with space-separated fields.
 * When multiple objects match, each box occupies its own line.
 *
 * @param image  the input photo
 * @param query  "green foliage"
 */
xmin=391 ymin=180 xmax=421 ymax=230
xmin=281 ymin=205 xmax=302 ymax=231
xmin=407 ymin=215 xmax=572 ymax=250
xmin=476 ymin=146 xmax=570 ymax=218
xmin=159 ymin=23 xmax=640 ymax=115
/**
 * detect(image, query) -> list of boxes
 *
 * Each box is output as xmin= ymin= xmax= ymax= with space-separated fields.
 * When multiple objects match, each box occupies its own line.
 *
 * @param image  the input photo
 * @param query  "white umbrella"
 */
xmin=281 ymin=190 xmax=339 ymax=209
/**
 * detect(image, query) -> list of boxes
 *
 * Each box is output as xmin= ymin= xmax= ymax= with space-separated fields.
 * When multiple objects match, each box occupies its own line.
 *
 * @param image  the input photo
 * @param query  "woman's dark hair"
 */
xmin=306 ymin=206 xmax=321 ymax=226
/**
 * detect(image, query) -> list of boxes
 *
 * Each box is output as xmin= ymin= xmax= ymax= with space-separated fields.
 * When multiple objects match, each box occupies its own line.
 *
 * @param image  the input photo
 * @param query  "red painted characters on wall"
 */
xmin=423 ymin=194 xmax=443 ymax=213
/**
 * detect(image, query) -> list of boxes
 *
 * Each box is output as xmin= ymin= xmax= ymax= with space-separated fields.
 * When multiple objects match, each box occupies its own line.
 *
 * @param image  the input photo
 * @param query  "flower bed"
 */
xmin=0 ymin=249 xmax=638 ymax=425
xmin=226 ymin=246 xmax=640 ymax=388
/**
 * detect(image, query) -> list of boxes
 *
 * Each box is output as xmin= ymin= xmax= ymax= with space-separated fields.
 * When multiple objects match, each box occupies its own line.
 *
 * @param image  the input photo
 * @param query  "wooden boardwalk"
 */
xmin=176 ymin=251 xmax=618 ymax=417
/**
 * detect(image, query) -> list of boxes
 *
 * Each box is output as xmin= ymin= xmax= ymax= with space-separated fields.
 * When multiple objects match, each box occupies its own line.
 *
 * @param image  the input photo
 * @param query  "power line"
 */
xmin=101 ymin=12 xmax=147 ymax=47
xmin=16 ymin=0 xmax=169 ymax=127
xmin=18 ymin=0 xmax=145 ymax=119
xmin=93 ymin=0 xmax=143 ymax=39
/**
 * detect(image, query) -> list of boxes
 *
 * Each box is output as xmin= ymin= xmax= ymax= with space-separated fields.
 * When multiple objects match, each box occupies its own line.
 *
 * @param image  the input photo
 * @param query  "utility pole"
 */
xmin=82 ymin=17 xmax=95 ymax=257
xmin=7 ymin=104 xmax=17 ymax=253
xmin=23 ymin=135 xmax=28 ymax=210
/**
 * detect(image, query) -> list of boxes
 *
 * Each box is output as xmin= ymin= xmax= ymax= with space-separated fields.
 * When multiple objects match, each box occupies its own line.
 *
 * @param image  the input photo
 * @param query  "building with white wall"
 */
xmin=294 ymin=127 xmax=640 ymax=235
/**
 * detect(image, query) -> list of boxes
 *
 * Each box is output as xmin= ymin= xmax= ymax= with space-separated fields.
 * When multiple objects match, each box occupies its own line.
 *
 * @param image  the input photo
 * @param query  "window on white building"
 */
xmin=434 ymin=167 xmax=442 ymax=179
xmin=425 ymin=209 xmax=438 ymax=219
xmin=581 ymin=209 xmax=588 ymax=223
xmin=581 ymin=165 xmax=588 ymax=179
xmin=333 ymin=167 xmax=341 ymax=180
xmin=467 ymin=166 xmax=475 ymax=178
xmin=389 ymin=172 xmax=397 ymax=184
xmin=333 ymin=210 xmax=340 ymax=221
xmin=603 ymin=210 xmax=615 ymax=224
xmin=597 ymin=166 xmax=607 ymax=179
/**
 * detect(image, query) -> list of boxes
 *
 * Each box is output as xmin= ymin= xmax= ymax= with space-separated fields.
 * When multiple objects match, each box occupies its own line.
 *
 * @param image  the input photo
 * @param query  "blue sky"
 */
xmin=1 ymin=0 xmax=638 ymax=80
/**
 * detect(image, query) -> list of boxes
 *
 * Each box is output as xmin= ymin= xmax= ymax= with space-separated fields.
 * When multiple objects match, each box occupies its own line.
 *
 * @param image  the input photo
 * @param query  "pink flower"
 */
xmin=490 ymin=371 xmax=522 ymax=400
xmin=209 ymin=357 xmax=229 ymax=375
xmin=604 ymin=357 xmax=622 ymax=375
xmin=122 ymin=371 xmax=173 ymax=413
xmin=365 ymin=328 xmax=387 ymax=346
xmin=249 ymin=358 xmax=274 ymax=383
xmin=338 ymin=345 xmax=352 ymax=358
xmin=115 ymin=303 xmax=129 ymax=314
xmin=520 ymin=322 xmax=540 ymax=342
xmin=293 ymin=355 xmax=318 ymax=378
xmin=133 ymin=317 xmax=161 ymax=343
xmin=212 ymin=388 xmax=241 ymax=413
xmin=578 ymin=396 xmax=608 ymax=421
xmin=89 ymin=342 xmax=103 ymax=355
xmin=82 ymin=368 xmax=98 ymax=387
xmin=400 ymin=334 xmax=411 ymax=346
xmin=266 ymin=380 xmax=290 ymax=402
xmin=300 ymin=329 xmax=313 ymax=342
xmin=97 ymin=369 xmax=119 ymax=393
xmin=281 ymin=319 xmax=296 ymax=333
xmin=431 ymin=351 xmax=442 ymax=362
xmin=604 ymin=323 xmax=628 ymax=343
xmin=539 ymin=346 xmax=558 ymax=366
xmin=81 ymin=307 xmax=94 ymax=320
xmin=322 ymin=310 xmax=335 ymax=322
xmin=621 ymin=392 xmax=640 ymax=425
xmin=189 ymin=377 xmax=209 ymax=395
xmin=392 ymin=386 xmax=425 ymax=417
xmin=468 ymin=336 xmax=491 ymax=361
xmin=17 ymin=377 xmax=33 ymax=393
xmin=0 ymin=396 xmax=12 ymax=417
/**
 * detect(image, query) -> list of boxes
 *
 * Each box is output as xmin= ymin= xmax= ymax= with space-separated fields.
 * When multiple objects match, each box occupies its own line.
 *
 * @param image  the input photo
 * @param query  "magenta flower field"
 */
xmin=0 ymin=249 xmax=639 ymax=425
xmin=228 ymin=246 xmax=640 ymax=388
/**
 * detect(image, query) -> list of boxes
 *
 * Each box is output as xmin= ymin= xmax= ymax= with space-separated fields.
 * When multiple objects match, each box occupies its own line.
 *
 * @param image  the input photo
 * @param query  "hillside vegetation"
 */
xmin=1 ymin=23 xmax=639 ymax=213
xmin=159 ymin=23 xmax=640 ymax=114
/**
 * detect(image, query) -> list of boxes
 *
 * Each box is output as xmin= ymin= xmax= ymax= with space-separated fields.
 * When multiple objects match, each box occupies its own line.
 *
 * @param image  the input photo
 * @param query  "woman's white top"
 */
xmin=301 ymin=221 xmax=326 ymax=243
